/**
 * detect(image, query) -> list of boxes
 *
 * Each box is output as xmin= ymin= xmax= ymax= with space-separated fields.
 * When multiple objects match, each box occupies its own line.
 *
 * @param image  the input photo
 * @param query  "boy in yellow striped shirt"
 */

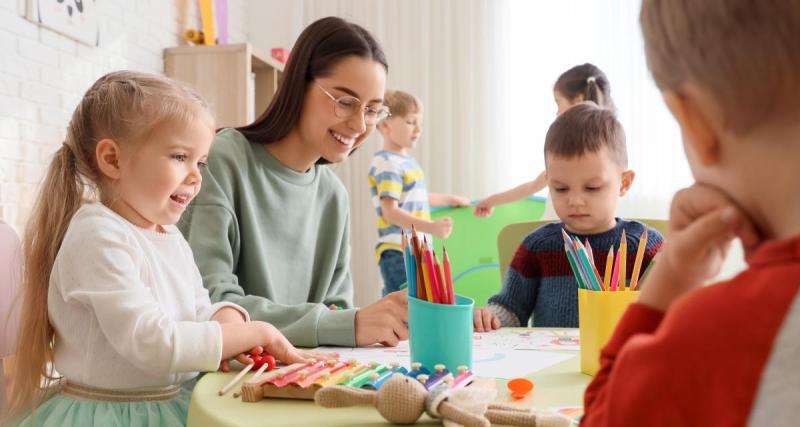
xmin=368 ymin=90 xmax=470 ymax=295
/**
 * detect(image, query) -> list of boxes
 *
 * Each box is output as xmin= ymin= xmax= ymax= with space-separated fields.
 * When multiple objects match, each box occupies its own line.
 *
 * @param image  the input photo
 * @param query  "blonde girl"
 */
xmin=7 ymin=71 xmax=308 ymax=426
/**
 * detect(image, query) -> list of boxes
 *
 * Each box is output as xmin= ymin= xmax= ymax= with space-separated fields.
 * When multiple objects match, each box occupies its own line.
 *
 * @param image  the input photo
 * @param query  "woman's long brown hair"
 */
xmin=235 ymin=16 xmax=388 ymax=164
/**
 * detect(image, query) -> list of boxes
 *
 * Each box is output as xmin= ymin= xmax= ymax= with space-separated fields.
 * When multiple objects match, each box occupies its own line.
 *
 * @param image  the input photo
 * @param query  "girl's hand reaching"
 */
xmin=219 ymin=321 xmax=340 ymax=371
xmin=213 ymin=306 xmax=249 ymax=372
xmin=218 ymin=346 xmax=268 ymax=372
xmin=255 ymin=322 xmax=310 ymax=364
xmin=473 ymin=199 xmax=494 ymax=217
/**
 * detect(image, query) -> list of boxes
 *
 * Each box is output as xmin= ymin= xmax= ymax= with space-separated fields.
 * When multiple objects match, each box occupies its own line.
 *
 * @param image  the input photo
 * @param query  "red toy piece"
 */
xmin=249 ymin=352 xmax=276 ymax=371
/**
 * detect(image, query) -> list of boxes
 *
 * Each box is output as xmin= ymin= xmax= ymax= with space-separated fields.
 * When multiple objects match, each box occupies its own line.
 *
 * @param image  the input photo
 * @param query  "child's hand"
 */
xmin=256 ymin=322 xmax=312 ymax=364
xmin=473 ymin=308 xmax=501 ymax=332
xmin=430 ymin=217 xmax=454 ymax=238
xmin=639 ymin=183 xmax=761 ymax=311
xmin=213 ymin=307 xmax=249 ymax=372
xmin=665 ymin=184 xmax=761 ymax=283
xmin=449 ymin=195 xmax=472 ymax=207
xmin=219 ymin=346 xmax=262 ymax=372
xmin=473 ymin=200 xmax=494 ymax=217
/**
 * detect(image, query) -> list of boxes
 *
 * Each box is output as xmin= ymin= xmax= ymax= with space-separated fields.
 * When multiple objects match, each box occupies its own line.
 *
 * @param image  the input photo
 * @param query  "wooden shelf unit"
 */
xmin=165 ymin=43 xmax=285 ymax=128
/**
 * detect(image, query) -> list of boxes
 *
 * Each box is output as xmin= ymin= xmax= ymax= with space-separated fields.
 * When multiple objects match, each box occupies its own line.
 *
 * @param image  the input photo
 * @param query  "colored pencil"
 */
xmin=421 ymin=239 xmax=435 ymax=303
xmin=564 ymin=242 xmax=587 ymax=290
xmin=411 ymin=225 xmax=426 ymax=300
xmin=575 ymin=239 xmax=602 ymax=291
xmin=629 ymin=227 xmax=649 ymax=291
xmin=603 ymin=245 xmax=614 ymax=291
xmin=443 ymin=246 xmax=454 ymax=304
xmin=610 ymin=246 xmax=621 ymax=291
xmin=585 ymin=239 xmax=603 ymax=286
xmin=409 ymin=252 xmax=418 ymax=298
xmin=585 ymin=238 xmax=594 ymax=261
xmin=420 ymin=254 xmax=434 ymax=303
xmin=562 ymin=229 xmax=591 ymax=289
xmin=402 ymin=231 xmax=416 ymax=298
xmin=433 ymin=252 xmax=447 ymax=305
xmin=619 ymin=230 xmax=628 ymax=290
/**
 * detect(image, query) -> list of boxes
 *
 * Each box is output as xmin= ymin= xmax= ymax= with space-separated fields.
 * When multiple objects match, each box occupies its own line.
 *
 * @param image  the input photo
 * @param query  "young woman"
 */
xmin=180 ymin=17 xmax=409 ymax=348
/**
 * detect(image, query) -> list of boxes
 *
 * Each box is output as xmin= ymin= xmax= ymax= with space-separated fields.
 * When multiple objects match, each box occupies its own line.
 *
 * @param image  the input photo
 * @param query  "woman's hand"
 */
xmin=355 ymin=290 xmax=409 ymax=347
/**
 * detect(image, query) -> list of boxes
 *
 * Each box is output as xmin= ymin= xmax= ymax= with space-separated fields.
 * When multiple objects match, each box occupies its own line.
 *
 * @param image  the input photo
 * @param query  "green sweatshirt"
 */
xmin=179 ymin=128 xmax=356 ymax=347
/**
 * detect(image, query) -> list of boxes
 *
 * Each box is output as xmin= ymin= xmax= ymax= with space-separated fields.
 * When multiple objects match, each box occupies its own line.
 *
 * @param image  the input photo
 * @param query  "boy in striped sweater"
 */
xmin=581 ymin=1 xmax=800 ymax=425
xmin=368 ymin=90 xmax=470 ymax=296
xmin=474 ymin=103 xmax=663 ymax=330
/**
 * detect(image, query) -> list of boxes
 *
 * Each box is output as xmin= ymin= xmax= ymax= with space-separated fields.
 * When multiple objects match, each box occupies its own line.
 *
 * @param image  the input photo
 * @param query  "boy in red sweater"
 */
xmin=581 ymin=1 xmax=800 ymax=426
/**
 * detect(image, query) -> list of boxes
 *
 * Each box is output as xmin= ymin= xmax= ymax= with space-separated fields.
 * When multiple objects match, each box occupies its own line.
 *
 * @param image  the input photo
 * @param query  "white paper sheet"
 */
xmin=485 ymin=329 xmax=581 ymax=352
xmin=315 ymin=331 xmax=576 ymax=379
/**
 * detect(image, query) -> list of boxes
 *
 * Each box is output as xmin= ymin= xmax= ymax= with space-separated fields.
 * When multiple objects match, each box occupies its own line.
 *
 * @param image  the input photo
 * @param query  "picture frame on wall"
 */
xmin=25 ymin=0 xmax=99 ymax=46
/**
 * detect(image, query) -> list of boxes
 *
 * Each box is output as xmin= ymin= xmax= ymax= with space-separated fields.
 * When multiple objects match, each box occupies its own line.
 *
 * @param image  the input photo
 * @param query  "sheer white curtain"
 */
xmin=255 ymin=0 xmax=503 ymax=305
xmin=493 ymin=0 xmax=693 ymax=219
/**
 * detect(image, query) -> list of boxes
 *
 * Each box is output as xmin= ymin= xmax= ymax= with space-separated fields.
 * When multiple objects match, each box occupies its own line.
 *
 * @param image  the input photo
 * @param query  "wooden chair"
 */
xmin=496 ymin=219 xmax=668 ymax=282
xmin=0 ymin=222 xmax=21 ymax=413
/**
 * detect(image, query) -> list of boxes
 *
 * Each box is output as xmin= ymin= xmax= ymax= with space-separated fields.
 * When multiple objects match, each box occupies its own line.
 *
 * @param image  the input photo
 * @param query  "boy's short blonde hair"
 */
xmin=383 ymin=90 xmax=423 ymax=119
xmin=640 ymin=0 xmax=800 ymax=134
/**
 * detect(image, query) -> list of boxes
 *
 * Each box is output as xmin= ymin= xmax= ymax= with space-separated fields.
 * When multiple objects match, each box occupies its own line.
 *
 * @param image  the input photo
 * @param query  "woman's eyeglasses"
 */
xmin=317 ymin=83 xmax=391 ymax=125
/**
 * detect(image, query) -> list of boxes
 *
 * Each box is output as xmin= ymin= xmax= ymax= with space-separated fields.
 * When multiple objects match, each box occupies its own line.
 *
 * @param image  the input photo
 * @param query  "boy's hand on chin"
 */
xmin=640 ymin=183 xmax=761 ymax=311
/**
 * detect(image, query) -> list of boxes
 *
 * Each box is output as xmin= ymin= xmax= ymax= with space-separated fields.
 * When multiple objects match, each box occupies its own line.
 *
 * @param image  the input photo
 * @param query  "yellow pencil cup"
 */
xmin=578 ymin=288 xmax=639 ymax=376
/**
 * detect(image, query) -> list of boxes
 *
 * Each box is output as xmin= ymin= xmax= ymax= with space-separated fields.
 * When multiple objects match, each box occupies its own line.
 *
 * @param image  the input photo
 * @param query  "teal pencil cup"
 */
xmin=408 ymin=294 xmax=474 ymax=372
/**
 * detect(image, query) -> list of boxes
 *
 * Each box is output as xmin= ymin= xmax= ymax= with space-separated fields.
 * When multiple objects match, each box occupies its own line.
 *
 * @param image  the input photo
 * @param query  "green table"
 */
xmin=430 ymin=197 xmax=546 ymax=307
xmin=187 ymin=328 xmax=588 ymax=427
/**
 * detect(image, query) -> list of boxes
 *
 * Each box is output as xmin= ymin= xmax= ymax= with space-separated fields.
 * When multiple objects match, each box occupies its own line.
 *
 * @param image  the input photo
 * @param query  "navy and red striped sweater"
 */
xmin=488 ymin=219 xmax=663 ymax=327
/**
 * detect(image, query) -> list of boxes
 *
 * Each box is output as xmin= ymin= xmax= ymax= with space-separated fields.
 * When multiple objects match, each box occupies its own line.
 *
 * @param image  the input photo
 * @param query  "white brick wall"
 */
xmin=0 ymin=0 xmax=250 ymax=232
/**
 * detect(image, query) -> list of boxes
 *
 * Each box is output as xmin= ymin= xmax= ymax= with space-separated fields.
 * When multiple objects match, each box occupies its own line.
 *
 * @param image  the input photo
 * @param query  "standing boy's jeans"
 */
xmin=378 ymin=249 xmax=407 ymax=296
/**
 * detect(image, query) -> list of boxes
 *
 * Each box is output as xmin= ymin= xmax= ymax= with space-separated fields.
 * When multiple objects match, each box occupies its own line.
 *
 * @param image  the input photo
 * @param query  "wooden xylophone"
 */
xmin=240 ymin=360 xmax=474 ymax=402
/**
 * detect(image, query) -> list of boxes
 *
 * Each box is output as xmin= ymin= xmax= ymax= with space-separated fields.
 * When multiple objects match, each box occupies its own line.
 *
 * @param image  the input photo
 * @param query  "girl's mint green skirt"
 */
xmin=14 ymin=380 xmax=196 ymax=427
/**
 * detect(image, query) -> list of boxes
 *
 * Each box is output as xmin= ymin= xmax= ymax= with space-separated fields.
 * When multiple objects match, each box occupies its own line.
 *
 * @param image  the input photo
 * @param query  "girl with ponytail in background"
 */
xmin=474 ymin=63 xmax=615 ymax=217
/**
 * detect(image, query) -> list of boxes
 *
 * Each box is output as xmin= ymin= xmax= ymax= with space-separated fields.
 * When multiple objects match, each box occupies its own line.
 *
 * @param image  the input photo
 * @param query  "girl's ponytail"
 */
xmin=555 ymin=63 xmax=615 ymax=113
xmin=6 ymin=141 xmax=85 ymax=421
xmin=584 ymin=76 xmax=605 ymax=107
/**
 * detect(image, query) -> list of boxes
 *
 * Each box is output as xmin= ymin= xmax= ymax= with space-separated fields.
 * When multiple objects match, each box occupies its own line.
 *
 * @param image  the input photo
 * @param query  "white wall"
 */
xmin=247 ymin=0 xmax=301 ymax=50
xmin=0 ymin=0 xmax=250 ymax=233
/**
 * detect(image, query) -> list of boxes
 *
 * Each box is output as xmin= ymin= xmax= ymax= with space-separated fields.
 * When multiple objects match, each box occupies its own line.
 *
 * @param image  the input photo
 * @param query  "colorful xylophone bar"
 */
xmin=240 ymin=360 xmax=474 ymax=402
